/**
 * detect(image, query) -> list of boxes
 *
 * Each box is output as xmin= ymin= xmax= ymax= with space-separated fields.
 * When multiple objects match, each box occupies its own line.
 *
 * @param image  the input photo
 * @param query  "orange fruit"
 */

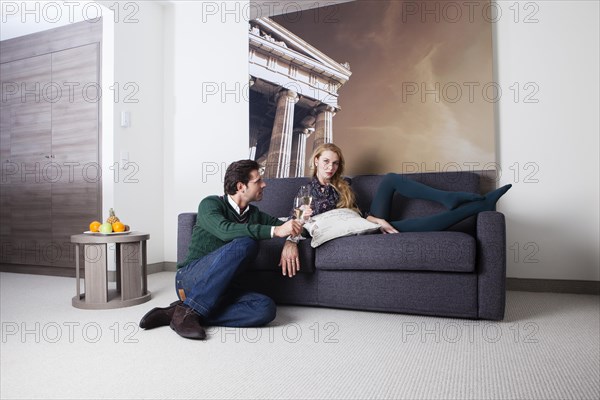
xmin=112 ymin=221 xmax=125 ymax=232
xmin=89 ymin=221 xmax=101 ymax=232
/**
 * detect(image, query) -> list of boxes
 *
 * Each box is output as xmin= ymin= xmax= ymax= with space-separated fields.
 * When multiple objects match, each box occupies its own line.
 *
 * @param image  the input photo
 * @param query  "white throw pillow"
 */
xmin=304 ymin=208 xmax=381 ymax=248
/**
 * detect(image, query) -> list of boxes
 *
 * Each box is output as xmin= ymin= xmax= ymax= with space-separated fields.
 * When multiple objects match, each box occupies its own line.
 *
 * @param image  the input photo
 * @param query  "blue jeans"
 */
xmin=175 ymin=237 xmax=276 ymax=327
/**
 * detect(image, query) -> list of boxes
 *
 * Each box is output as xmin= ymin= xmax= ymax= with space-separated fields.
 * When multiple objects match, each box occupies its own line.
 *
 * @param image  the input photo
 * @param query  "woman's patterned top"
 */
xmin=308 ymin=177 xmax=340 ymax=216
xmin=289 ymin=177 xmax=340 ymax=219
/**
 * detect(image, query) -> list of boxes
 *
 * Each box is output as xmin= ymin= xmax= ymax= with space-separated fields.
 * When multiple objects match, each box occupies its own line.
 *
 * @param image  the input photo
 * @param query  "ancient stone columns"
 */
xmin=312 ymin=105 xmax=335 ymax=150
xmin=290 ymin=127 xmax=314 ymax=178
xmin=265 ymin=90 xmax=298 ymax=178
xmin=264 ymin=89 xmax=336 ymax=178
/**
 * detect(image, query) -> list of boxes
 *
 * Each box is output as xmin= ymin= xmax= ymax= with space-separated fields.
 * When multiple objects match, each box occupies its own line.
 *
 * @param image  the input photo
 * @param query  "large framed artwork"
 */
xmin=249 ymin=0 xmax=495 ymax=177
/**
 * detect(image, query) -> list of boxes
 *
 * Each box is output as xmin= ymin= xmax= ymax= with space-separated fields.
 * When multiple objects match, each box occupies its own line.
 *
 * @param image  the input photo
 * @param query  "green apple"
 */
xmin=99 ymin=222 xmax=113 ymax=233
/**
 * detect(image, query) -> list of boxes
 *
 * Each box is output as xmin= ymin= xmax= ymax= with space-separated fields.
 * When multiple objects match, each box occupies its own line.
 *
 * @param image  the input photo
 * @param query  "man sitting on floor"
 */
xmin=139 ymin=160 xmax=304 ymax=340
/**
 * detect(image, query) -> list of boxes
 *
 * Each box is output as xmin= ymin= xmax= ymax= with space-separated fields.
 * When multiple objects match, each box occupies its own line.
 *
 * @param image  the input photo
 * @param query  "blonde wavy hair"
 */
xmin=310 ymin=143 xmax=358 ymax=212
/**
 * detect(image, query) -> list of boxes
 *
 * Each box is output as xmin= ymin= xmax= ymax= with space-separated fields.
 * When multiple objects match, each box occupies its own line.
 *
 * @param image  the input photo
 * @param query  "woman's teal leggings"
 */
xmin=369 ymin=173 xmax=511 ymax=232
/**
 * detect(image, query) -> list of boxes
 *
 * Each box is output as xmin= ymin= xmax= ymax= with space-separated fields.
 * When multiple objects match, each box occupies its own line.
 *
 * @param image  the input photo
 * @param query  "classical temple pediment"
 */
xmin=249 ymin=17 xmax=351 ymax=108
xmin=251 ymin=17 xmax=351 ymax=80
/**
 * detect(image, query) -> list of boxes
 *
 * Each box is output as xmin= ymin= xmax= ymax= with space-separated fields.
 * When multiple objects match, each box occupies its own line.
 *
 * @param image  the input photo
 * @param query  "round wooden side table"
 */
xmin=71 ymin=232 xmax=151 ymax=309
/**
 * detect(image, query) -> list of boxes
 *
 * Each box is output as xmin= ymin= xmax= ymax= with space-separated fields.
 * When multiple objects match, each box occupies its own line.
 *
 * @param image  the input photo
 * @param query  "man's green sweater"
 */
xmin=178 ymin=195 xmax=283 ymax=268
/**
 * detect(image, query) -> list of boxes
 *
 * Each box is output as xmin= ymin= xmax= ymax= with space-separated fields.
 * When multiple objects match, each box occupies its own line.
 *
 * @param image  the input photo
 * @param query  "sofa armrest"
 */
xmin=177 ymin=213 xmax=198 ymax=266
xmin=476 ymin=211 xmax=506 ymax=320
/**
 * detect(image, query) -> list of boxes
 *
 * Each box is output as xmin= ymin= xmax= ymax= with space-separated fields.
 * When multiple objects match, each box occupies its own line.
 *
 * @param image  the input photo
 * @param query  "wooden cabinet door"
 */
xmin=50 ymin=44 xmax=101 ymax=268
xmin=0 ymin=55 xmax=53 ymax=266
xmin=0 ymin=79 xmax=11 ymax=263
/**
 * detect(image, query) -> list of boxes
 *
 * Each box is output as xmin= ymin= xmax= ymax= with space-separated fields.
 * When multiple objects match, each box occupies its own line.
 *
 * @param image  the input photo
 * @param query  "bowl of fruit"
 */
xmin=86 ymin=209 xmax=131 ymax=235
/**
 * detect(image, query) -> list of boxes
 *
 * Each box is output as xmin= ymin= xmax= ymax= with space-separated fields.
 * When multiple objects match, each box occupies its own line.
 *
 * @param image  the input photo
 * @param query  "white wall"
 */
xmin=0 ymin=0 xmax=101 ymax=40
xmin=162 ymin=1 xmax=250 ymax=262
xmin=101 ymin=1 xmax=166 ymax=265
xmin=495 ymin=0 xmax=599 ymax=281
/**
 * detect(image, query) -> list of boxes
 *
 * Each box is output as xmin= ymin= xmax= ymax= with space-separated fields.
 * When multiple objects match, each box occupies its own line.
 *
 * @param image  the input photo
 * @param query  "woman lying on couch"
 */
xmin=294 ymin=143 xmax=511 ymax=234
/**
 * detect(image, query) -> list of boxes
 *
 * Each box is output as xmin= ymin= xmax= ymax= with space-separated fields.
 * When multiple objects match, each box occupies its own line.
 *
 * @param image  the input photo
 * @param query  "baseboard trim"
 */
xmin=0 ymin=263 xmax=79 ymax=277
xmin=507 ymin=278 xmax=600 ymax=295
xmin=1 ymin=262 xmax=167 ymax=281
xmin=2 ymin=263 xmax=598 ymax=295
xmin=162 ymin=262 xmax=177 ymax=272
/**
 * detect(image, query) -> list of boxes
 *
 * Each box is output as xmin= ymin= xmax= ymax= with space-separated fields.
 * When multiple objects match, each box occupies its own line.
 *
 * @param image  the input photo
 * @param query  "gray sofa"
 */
xmin=178 ymin=171 xmax=506 ymax=320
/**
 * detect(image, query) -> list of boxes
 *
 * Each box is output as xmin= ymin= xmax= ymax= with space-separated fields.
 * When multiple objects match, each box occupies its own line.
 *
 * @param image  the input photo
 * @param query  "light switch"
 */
xmin=120 ymin=111 xmax=131 ymax=128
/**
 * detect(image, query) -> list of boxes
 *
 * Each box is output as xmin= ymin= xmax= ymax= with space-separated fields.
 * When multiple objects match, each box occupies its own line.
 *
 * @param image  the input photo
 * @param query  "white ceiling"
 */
xmin=0 ymin=1 xmax=356 ymax=41
xmin=0 ymin=0 xmax=100 ymax=40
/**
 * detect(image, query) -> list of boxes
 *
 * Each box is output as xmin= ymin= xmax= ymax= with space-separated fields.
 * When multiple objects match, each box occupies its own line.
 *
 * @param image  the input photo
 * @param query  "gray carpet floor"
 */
xmin=1 ymin=271 xmax=599 ymax=400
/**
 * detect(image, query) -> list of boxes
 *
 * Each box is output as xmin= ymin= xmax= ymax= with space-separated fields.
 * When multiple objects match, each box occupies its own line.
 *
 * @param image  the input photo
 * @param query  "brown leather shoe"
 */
xmin=139 ymin=300 xmax=182 ymax=330
xmin=170 ymin=304 xmax=206 ymax=340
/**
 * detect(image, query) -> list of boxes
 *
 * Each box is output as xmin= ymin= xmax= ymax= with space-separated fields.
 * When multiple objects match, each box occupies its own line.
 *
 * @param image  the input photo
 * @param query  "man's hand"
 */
xmin=273 ymin=219 xmax=303 ymax=238
xmin=279 ymin=241 xmax=300 ymax=277
xmin=301 ymin=205 xmax=313 ymax=219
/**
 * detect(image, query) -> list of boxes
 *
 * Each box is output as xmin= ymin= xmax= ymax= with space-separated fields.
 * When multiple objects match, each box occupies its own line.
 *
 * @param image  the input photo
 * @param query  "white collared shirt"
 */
xmin=227 ymin=195 xmax=250 ymax=217
xmin=227 ymin=195 xmax=274 ymax=238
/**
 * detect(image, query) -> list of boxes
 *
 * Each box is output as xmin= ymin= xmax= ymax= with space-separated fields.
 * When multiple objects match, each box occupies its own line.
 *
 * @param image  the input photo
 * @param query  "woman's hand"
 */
xmin=367 ymin=216 xmax=399 ymax=234
xmin=300 ymin=205 xmax=313 ymax=219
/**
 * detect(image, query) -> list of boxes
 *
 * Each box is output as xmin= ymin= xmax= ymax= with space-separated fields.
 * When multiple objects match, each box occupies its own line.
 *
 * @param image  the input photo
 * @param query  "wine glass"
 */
xmin=299 ymin=185 xmax=313 ymax=223
xmin=293 ymin=186 xmax=312 ymax=221
xmin=291 ymin=190 xmax=308 ymax=240
xmin=293 ymin=194 xmax=305 ymax=222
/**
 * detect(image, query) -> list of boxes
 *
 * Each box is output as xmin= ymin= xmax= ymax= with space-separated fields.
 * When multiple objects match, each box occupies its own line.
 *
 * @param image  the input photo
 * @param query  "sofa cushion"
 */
xmin=317 ymin=270 xmax=478 ymax=318
xmin=305 ymin=208 xmax=381 ymax=248
xmin=252 ymin=177 xmax=312 ymax=219
xmin=315 ymin=231 xmax=476 ymax=273
xmin=177 ymin=213 xmax=198 ymax=265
